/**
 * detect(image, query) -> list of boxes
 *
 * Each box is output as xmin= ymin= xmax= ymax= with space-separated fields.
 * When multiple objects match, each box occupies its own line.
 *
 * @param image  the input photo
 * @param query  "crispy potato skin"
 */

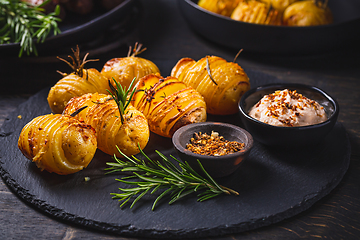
xmin=47 ymin=68 xmax=109 ymax=114
xmin=198 ymin=0 xmax=240 ymax=17
xmin=283 ymin=0 xmax=333 ymax=26
xmin=171 ymin=56 xmax=250 ymax=115
xmin=63 ymin=93 xmax=149 ymax=157
xmin=18 ymin=114 xmax=97 ymax=175
xmin=230 ymin=0 xmax=282 ymax=25
xmin=101 ymin=56 xmax=160 ymax=90
xmin=132 ymin=74 xmax=207 ymax=138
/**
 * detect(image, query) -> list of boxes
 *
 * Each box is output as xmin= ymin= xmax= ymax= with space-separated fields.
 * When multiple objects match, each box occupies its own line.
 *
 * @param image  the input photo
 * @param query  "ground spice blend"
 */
xmin=186 ymin=131 xmax=245 ymax=156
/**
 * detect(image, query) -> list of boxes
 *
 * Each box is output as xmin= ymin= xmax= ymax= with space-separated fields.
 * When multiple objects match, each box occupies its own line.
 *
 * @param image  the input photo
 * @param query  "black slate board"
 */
xmin=0 ymin=70 xmax=351 ymax=238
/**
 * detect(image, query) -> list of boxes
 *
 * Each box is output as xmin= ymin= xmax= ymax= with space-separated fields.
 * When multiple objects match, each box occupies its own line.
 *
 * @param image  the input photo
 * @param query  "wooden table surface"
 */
xmin=1 ymin=0 xmax=360 ymax=239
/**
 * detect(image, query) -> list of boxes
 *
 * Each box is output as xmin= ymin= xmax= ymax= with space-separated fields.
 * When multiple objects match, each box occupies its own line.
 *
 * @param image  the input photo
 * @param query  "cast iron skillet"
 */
xmin=178 ymin=0 xmax=360 ymax=55
xmin=0 ymin=0 xmax=138 ymax=57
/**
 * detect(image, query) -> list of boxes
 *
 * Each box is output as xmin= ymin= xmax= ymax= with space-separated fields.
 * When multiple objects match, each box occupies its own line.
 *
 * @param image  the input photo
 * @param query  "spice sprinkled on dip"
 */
xmin=186 ymin=131 xmax=245 ymax=156
xmin=248 ymin=89 xmax=327 ymax=127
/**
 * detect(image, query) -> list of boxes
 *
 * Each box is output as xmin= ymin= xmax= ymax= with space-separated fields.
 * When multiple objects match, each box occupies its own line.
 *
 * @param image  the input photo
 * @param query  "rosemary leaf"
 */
xmin=133 ymin=173 xmax=169 ymax=184
xmin=151 ymin=184 xmax=163 ymax=194
xmin=197 ymin=192 xmax=221 ymax=202
xmin=116 ymin=179 xmax=147 ymax=186
xmin=130 ymin=188 xmax=151 ymax=208
xmin=117 ymin=187 xmax=147 ymax=193
xmin=107 ymin=77 xmax=137 ymax=125
xmin=169 ymin=188 xmax=195 ymax=205
xmin=157 ymin=151 xmax=183 ymax=174
xmin=152 ymin=187 xmax=173 ymax=210
xmin=120 ymin=167 xmax=142 ymax=172
xmin=136 ymin=166 xmax=170 ymax=178
xmin=196 ymin=159 xmax=227 ymax=194
xmin=206 ymin=56 xmax=218 ymax=86
xmin=118 ymin=197 xmax=131 ymax=208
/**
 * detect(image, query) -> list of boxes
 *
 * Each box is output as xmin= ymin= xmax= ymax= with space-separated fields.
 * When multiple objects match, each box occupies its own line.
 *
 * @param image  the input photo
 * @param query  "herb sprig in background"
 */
xmin=0 ymin=0 xmax=61 ymax=57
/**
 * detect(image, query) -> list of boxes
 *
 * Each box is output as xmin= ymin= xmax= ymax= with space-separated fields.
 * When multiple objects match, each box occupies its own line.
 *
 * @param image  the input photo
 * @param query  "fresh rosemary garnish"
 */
xmin=107 ymin=77 xmax=137 ymax=124
xmin=233 ymin=49 xmax=243 ymax=63
xmin=57 ymin=46 xmax=98 ymax=78
xmin=69 ymin=105 xmax=88 ymax=117
xmin=106 ymin=147 xmax=239 ymax=210
xmin=0 ymin=0 xmax=62 ymax=57
xmin=206 ymin=56 xmax=218 ymax=86
xmin=127 ymin=42 xmax=147 ymax=57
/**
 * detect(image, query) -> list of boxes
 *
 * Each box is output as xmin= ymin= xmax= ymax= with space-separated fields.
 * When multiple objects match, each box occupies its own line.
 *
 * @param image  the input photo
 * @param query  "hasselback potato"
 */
xmin=101 ymin=43 xmax=160 ymax=90
xmin=18 ymin=114 xmax=97 ymax=175
xmin=48 ymin=47 xmax=109 ymax=114
xmin=283 ymin=0 xmax=333 ymax=26
xmin=230 ymin=0 xmax=282 ymax=25
xmin=197 ymin=0 xmax=240 ymax=17
xmin=171 ymin=56 xmax=250 ymax=115
xmin=132 ymin=74 xmax=207 ymax=138
xmin=63 ymin=92 xmax=150 ymax=157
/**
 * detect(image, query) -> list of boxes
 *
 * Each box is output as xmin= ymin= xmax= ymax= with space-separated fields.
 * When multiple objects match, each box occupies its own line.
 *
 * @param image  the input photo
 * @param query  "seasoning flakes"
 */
xmin=249 ymin=89 xmax=327 ymax=127
xmin=186 ymin=131 xmax=245 ymax=156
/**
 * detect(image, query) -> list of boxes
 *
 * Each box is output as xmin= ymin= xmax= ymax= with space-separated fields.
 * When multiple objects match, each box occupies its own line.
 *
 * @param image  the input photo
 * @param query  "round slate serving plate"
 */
xmin=178 ymin=0 xmax=360 ymax=55
xmin=0 ymin=0 xmax=139 ymax=57
xmin=0 ymin=70 xmax=351 ymax=238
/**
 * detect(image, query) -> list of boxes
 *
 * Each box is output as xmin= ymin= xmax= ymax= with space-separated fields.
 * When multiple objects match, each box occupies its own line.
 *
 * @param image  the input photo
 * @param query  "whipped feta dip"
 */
xmin=248 ymin=89 xmax=327 ymax=127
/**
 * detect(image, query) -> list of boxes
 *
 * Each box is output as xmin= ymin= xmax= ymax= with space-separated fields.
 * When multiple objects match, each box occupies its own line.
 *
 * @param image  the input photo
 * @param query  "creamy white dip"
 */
xmin=248 ymin=89 xmax=327 ymax=127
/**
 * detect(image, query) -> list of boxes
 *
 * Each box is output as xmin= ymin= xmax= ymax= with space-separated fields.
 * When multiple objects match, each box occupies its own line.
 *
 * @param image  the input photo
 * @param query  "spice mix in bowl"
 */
xmin=172 ymin=122 xmax=253 ymax=178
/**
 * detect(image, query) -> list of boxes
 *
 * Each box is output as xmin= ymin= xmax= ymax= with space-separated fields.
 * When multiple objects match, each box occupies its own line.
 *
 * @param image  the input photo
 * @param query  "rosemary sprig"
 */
xmin=106 ymin=146 xmax=239 ymax=210
xmin=0 ymin=0 xmax=62 ymax=57
xmin=233 ymin=49 xmax=243 ymax=63
xmin=127 ymin=42 xmax=147 ymax=57
xmin=107 ymin=77 xmax=137 ymax=124
xmin=206 ymin=56 xmax=218 ymax=86
xmin=57 ymin=46 xmax=99 ymax=78
xmin=69 ymin=105 xmax=88 ymax=117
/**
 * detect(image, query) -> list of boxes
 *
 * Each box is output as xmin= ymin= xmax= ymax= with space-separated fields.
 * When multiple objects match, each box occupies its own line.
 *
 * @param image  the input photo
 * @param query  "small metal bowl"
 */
xmin=238 ymin=83 xmax=339 ymax=147
xmin=172 ymin=122 xmax=253 ymax=178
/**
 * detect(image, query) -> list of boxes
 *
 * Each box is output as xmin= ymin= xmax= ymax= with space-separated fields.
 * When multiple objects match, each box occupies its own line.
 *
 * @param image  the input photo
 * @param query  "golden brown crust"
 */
xmin=18 ymin=114 xmax=97 ymax=175
xmin=169 ymin=106 xmax=207 ymax=136
xmin=283 ymin=1 xmax=333 ymax=26
xmin=230 ymin=0 xmax=282 ymax=25
xmin=133 ymin=74 xmax=207 ymax=138
xmin=170 ymin=58 xmax=196 ymax=79
xmin=63 ymin=93 xmax=150 ymax=157
xmin=198 ymin=0 xmax=240 ymax=17
xmin=171 ymin=56 xmax=250 ymax=115
xmin=47 ymin=68 xmax=109 ymax=114
xmin=101 ymin=56 xmax=160 ymax=90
